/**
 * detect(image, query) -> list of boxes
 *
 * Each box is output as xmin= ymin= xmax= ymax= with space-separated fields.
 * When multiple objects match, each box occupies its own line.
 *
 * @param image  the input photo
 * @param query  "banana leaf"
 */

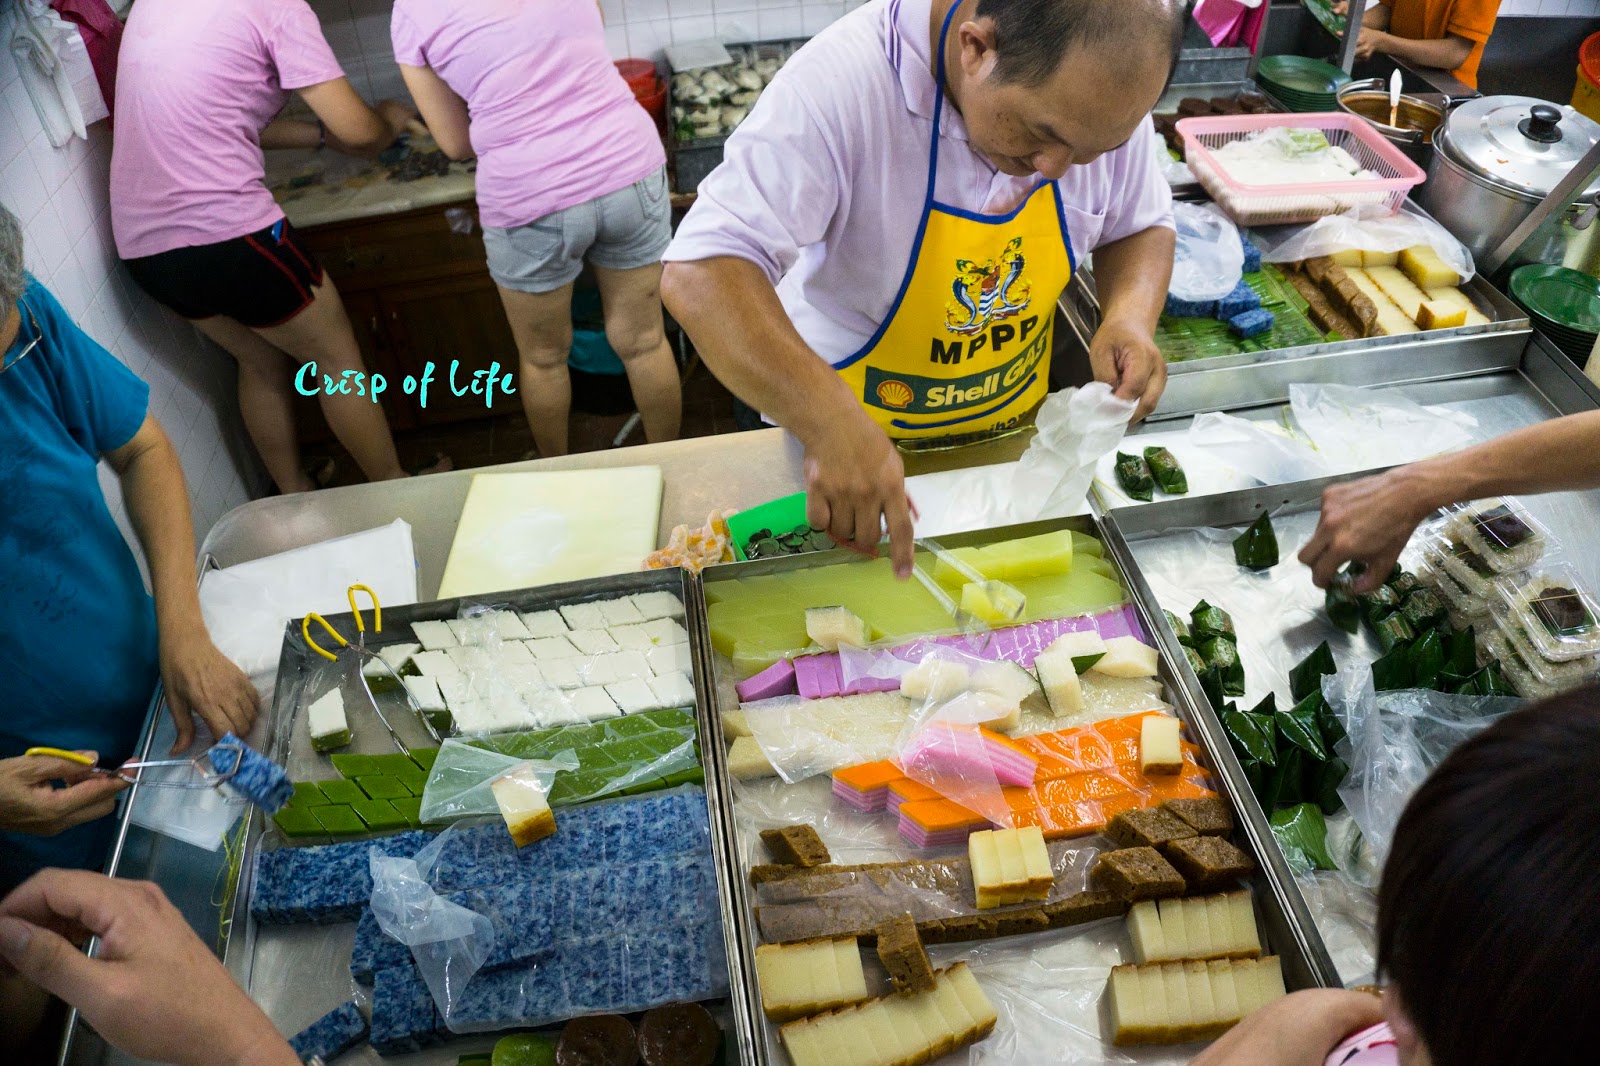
xmin=1222 ymin=708 xmax=1277 ymax=768
xmin=1326 ymin=583 xmax=1361 ymax=634
xmin=1262 ymin=746 xmax=1304 ymax=811
xmin=1191 ymin=599 xmax=1236 ymax=642
xmin=1315 ymin=693 xmax=1347 ymax=749
xmin=1315 ymin=756 xmax=1349 ymax=815
xmin=1407 ymin=628 xmax=1446 ymax=690
xmin=1233 ymin=512 xmax=1279 ymax=571
xmin=1165 ymin=610 xmax=1193 ymax=647
xmin=1143 ymin=446 xmax=1189 ymax=495
xmin=1362 ymin=583 xmax=1401 ymax=611
xmin=1371 ymin=645 xmax=1413 ymax=691
xmin=1114 ymin=452 xmax=1154 ymax=502
xmin=1374 ymin=612 xmax=1416 ymax=653
xmin=1270 ymin=802 xmax=1337 ymax=870
xmin=1278 ymin=693 xmax=1329 ymax=761
xmin=1387 ymin=571 xmax=1422 ymax=597
xmin=1248 ymin=693 xmax=1278 ymax=718
xmin=1289 ymin=641 xmax=1337 ymax=703
xmin=1398 ymin=588 xmax=1446 ymax=629
xmin=1199 ymin=662 xmax=1225 ymax=709
xmin=1446 ymin=625 xmax=1478 ymax=677
xmin=1182 ymin=644 xmax=1208 ymax=676
xmin=1200 ymin=636 xmax=1245 ymax=697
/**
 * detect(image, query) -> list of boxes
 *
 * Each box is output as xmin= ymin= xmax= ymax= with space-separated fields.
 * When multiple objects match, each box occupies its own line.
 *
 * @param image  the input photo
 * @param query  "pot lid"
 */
xmin=1439 ymin=95 xmax=1600 ymax=199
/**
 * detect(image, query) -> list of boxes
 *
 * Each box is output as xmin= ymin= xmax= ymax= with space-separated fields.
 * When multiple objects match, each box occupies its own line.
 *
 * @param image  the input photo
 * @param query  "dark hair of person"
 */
xmin=976 ymin=0 xmax=1187 ymax=86
xmin=1376 ymin=685 xmax=1600 ymax=1066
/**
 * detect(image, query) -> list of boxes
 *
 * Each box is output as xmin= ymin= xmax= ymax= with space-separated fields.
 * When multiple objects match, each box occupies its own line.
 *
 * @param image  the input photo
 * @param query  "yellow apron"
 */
xmin=833 ymin=1 xmax=1075 ymax=442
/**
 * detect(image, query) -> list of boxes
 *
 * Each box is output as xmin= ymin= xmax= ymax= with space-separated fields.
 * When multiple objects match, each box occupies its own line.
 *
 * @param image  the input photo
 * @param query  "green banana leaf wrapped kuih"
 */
xmin=1406 ymin=628 xmax=1445 ymax=689
xmin=1289 ymin=641 xmax=1337 ymax=703
xmin=1270 ymin=803 xmax=1337 ymax=871
xmin=1279 ymin=693 xmax=1329 ymax=762
xmin=1165 ymin=610 xmax=1193 ymax=647
xmin=1315 ymin=756 xmax=1348 ymax=816
xmin=1222 ymin=709 xmax=1277 ymax=768
xmin=1200 ymin=636 xmax=1245 ymax=697
xmin=1114 ymin=452 xmax=1154 ymax=502
xmin=1190 ymin=599 xmax=1236 ymax=643
xmin=1182 ymin=644 xmax=1208 ymax=677
xmin=1371 ymin=644 xmax=1413 ymax=691
xmin=1143 ymin=446 xmax=1189 ymax=495
xmin=1233 ymin=511 xmax=1279 ymax=571
xmin=1373 ymin=612 xmax=1416 ymax=653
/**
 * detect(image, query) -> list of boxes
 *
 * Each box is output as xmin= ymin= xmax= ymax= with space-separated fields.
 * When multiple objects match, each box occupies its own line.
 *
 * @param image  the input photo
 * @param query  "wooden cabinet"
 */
xmin=294 ymin=202 xmax=521 ymax=442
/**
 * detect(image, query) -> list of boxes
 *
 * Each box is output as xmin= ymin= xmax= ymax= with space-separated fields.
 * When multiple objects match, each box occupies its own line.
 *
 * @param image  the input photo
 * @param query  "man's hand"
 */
xmin=1088 ymin=317 xmax=1167 ymax=422
xmin=1299 ymin=467 xmax=1435 ymax=592
xmin=159 ymin=633 xmax=257 ymax=754
xmin=803 ymin=408 xmax=916 ymax=580
xmin=1189 ymin=989 xmax=1385 ymax=1066
xmin=1355 ymin=27 xmax=1387 ymax=61
xmin=0 ymin=755 xmax=127 ymax=836
xmin=0 ymin=871 xmax=299 ymax=1066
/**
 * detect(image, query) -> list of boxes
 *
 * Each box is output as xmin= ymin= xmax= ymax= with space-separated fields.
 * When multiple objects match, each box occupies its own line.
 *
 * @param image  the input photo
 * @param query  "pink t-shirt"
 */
xmin=110 ymin=0 xmax=343 ymax=260
xmin=391 ymin=0 xmax=665 ymax=230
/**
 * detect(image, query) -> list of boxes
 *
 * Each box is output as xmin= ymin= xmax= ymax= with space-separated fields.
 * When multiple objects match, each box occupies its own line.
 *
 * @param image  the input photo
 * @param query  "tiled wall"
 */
xmin=306 ymin=0 xmax=865 ymax=93
xmin=0 ymin=12 xmax=257 ymax=563
xmin=1500 ymin=0 xmax=1600 ymax=16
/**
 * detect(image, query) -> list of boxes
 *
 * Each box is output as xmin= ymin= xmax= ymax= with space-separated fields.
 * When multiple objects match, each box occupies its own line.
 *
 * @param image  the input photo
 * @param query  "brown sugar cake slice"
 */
xmin=761 ymin=824 xmax=833 ymax=868
xmin=1106 ymin=807 xmax=1197 ymax=850
xmin=1160 ymin=836 xmax=1254 ymax=892
xmin=1160 ymin=798 xmax=1233 ymax=837
xmin=874 ymin=914 xmax=936 ymax=994
xmin=1090 ymin=847 xmax=1187 ymax=902
xmin=753 ymin=937 xmax=870 ymax=1022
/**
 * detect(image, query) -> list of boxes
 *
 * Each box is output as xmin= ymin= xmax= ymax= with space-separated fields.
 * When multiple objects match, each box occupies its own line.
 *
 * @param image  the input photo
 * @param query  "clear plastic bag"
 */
xmin=1169 ymin=201 xmax=1246 ymax=302
xmin=417 ymin=739 xmax=578 ymax=825
xmin=1256 ymin=203 xmax=1475 ymax=282
xmin=739 ymin=692 xmax=911 ymax=784
xmin=1186 ymin=411 xmax=1332 ymax=486
xmin=1287 ymin=384 xmax=1478 ymax=472
xmin=1327 ymin=664 xmax=1521 ymax=871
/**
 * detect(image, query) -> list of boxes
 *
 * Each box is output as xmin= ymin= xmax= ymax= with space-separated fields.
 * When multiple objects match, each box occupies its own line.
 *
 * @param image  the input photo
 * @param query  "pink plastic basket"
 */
xmin=1177 ymin=112 xmax=1427 ymax=226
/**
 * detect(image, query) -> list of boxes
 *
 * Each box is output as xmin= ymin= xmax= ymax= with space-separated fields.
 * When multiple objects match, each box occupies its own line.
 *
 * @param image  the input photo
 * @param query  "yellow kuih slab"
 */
xmin=1107 ymin=956 xmax=1285 ymax=1045
xmin=969 ymin=826 xmax=1055 ymax=909
xmin=754 ymin=937 xmax=870 ymax=1022
xmin=1127 ymin=891 xmax=1262 ymax=964
xmin=780 ymin=962 xmax=998 ymax=1066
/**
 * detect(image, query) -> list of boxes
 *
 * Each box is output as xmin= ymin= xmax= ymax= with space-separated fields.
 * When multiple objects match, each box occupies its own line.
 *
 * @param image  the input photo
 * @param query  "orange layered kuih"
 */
xmin=830 ymin=712 xmax=1216 ymax=847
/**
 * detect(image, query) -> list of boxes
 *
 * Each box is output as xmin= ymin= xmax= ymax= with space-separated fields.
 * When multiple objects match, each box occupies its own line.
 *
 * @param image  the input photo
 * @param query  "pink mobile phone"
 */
xmin=1325 ymin=1022 xmax=1400 ymax=1066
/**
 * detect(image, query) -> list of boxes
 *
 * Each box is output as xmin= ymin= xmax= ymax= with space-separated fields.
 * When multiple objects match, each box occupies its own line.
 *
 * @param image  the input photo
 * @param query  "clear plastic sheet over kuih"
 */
xmin=417 ymin=741 xmax=577 ymax=825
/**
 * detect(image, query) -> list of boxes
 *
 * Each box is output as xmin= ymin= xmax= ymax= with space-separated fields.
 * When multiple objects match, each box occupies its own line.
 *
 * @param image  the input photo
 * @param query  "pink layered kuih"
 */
xmin=900 ymin=722 xmax=1039 ymax=789
xmin=830 ymin=776 xmax=889 ymax=813
xmin=897 ymin=816 xmax=984 ymax=849
xmin=734 ymin=658 xmax=798 ymax=702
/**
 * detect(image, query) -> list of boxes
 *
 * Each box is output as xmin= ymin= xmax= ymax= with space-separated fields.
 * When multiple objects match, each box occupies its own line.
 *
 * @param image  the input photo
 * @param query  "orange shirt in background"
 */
xmin=1381 ymin=0 xmax=1502 ymax=89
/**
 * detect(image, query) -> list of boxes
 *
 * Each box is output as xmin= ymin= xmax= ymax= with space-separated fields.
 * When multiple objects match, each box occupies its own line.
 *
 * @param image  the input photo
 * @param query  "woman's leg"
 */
xmin=253 ymin=278 xmax=410 ymax=482
xmin=592 ymin=261 xmax=681 ymax=443
xmin=190 ymin=315 xmax=314 ymax=493
xmin=497 ymin=282 xmax=577 ymax=458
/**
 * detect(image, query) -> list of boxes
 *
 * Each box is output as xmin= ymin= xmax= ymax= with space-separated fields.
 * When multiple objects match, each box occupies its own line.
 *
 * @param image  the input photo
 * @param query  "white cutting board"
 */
xmin=438 ymin=467 xmax=663 ymax=598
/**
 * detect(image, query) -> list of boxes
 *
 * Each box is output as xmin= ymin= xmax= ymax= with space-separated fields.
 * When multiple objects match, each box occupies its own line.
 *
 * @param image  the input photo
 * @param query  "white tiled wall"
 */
xmin=306 ymin=0 xmax=864 ymax=89
xmin=1500 ymin=0 xmax=1600 ymax=16
xmin=0 ymin=14 xmax=257 ymax=561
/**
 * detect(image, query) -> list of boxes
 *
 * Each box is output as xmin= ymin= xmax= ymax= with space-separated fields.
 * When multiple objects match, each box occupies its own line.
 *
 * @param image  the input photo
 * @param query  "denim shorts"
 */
xmin=483 ymin=166 xmax=672 ymax=293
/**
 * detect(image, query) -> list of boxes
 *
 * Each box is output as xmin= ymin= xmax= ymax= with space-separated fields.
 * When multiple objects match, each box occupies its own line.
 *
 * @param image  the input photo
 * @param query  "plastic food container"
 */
xmin=1485 ymin=608 xmax=1597 ymax=689
xmin=727 ymin=492 xmax=811 ymax=561
xmin=1496 ymin=565 xmax=1600 ymax=662
xmin=1176 ymin=113 xmax=1427 ymax=226
xmin=1444 ymin=498 xmax=1547 ymax=574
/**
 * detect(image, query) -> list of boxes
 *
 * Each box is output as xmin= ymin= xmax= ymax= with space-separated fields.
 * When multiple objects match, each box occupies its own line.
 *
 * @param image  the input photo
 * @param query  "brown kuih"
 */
xmin=875 ymin=914 xmax=937 ymax=993
xmin=638 ymin=1003 xmax=720 ymax=1066
xmin=1161 ymin=797 xmax=1234 ymax=837
xmin=1091 ymin=848 xmax=1188 ymax=901
xmin=1160 ymin=836 xmax=1255 ymax=892
xmin=1106 ymin=807 xmax=1198 ymax=850
xmin=761 ymin=824 xmax=833 ymax=867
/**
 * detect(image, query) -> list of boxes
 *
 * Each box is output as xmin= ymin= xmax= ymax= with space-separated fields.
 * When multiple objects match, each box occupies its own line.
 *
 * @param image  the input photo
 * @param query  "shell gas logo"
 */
xmin=875 ymin=379 xmax=914 ymax=409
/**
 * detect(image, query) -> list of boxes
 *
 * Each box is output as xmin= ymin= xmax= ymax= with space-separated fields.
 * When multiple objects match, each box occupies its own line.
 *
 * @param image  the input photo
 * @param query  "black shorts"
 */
xmin=122 ymin=218 xmax=325 ymax=328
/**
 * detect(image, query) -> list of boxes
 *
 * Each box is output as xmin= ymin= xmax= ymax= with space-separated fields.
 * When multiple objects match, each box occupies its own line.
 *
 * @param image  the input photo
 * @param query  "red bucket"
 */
xmin=637 ymin=77 xmax=667 ymax=130
xmin=615 ymin=58 xmax=658 ymax=97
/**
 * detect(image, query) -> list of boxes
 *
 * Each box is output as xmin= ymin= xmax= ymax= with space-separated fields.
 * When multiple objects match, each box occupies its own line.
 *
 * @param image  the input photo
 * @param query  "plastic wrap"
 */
xmin=1186 ymin=411 xmax=1331 ymax=486
xmin=1326 ymin=665 xmax=1520 ymax=871
xmin=739 ymin=692 xmax=911 ymax=784
xmin=1286 ymin=384 xmax=1478 ymax=472
xmin=1256 ymin=204 xmax=1474 ymax=282
xmin=1169 ymin=201 xmax=1246 ymax=302
xmin=417 ymin=740 xmax=578 ymax=825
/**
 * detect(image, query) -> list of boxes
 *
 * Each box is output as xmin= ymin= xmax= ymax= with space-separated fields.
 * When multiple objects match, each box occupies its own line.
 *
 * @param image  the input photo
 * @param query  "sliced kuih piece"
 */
xmin=1115 ymin=452 xmax=1155 ymax=502
xmin=760 ymin=825 xmax=832 ymax=868
xmin=1269 ymin=803 xmax=1336 ymax=871
xmin=1091 ymin=847 xmax=1188 ymax=901
xmin=1289 ymin=641 xmax=1337 ymax=703
xmin=1162 ymin=797 xmax=1234 ymax=836
xmin=1159 ymin=835 xmax=1254 ymax=892
xmin=1190 ymin=600 xmax=1236 ymax=642
xmin=1278 ymin=694 xmax=1329 ymax=762
xmin=1106 ymin=807 xmax=1198 ymax=850
xmin=1373 ymin=612 xmax=1416 ymax=653
xmin=1406 ymin=628 xmax=1446 ymax=690
xmin=1232 ymin=512 xmax=1279 ymax=571
xmin=1371 ymin=645 xmax=1413 ymax=691
xmin=874 ymin=913 xmax=937 ymax=994
xmin=1165 ymin=610 xmax=1193 ymax=647
xmin=1221 ymin=709 xmax=1277 ymax=768
xmin=1143 ymin=447 xmax=1189 ymax=495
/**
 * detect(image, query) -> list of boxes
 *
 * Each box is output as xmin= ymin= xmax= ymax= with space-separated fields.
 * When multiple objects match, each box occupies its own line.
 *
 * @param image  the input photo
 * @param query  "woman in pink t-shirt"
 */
xmin=393 ymin=0 xmax=680 ymax=457
xmin=111 ymin=0 xmax=446 ymax=492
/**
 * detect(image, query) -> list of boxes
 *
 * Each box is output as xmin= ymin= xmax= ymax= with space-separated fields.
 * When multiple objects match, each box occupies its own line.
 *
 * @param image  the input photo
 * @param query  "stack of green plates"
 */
xmin=1255 ymin=55 xmax=1352 ymax=112
xmin=1510 ymin=264 xmax=1600 ymax=364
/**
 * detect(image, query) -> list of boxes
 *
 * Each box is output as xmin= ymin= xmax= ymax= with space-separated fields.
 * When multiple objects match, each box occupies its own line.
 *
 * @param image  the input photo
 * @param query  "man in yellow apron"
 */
xmin=664 ymin=0 xmax=1181 ymax=575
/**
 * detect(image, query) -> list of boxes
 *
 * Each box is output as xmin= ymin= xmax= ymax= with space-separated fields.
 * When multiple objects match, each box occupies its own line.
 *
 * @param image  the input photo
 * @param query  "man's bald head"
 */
xmin=977 ymin=0 xmax=1186 ymax=86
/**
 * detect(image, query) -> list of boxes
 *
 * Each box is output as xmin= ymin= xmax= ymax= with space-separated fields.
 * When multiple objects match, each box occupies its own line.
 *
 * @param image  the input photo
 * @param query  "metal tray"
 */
xmin=700 ymin=517 xmax=1328 ymax=1065
xmin=213 ymin=567 xmax=751 ymax=1065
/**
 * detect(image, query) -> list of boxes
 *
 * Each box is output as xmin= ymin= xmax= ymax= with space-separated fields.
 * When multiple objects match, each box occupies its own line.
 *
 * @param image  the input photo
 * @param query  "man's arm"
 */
xmin=660 ymin=258 xmax=915 ymax=577
xmin=104 ymin=418 xmax=256 ymax=751
xmin=1300 ymin=411 xmax=1600 ymax=589
xmin=399 ymin=64 xmax=473 ymax=161
xmin=1357 ymin=28 xmax=1473 ymax=69
xmin=1087 ymin=225 xmax=1174 ymax=421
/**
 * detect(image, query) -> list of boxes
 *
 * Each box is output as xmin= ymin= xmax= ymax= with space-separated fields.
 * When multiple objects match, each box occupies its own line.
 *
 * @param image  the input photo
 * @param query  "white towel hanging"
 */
xmin=9 ymin=0 xmax=109 ymax=148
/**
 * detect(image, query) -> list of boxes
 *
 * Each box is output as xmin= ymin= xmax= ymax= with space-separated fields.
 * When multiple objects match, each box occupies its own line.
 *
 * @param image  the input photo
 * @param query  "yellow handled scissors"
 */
xmin=302 ymin=583 xmax=383 ymax=661
xmin=24 ymin=741 xmax=252 ymax=790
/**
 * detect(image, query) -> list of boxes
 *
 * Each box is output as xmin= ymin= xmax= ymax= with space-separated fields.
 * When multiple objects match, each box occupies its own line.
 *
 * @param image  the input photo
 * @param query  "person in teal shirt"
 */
xmin=0 ymin=202 xmax=258 ymax=898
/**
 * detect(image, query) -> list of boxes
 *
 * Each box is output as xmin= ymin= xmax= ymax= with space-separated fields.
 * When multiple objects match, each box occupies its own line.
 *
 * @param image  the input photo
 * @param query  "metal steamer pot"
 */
xmin=1417 ymin=96 xmax=1600 ymax=270
xmin=1335 ymin=78 xmax=1444 ymax=169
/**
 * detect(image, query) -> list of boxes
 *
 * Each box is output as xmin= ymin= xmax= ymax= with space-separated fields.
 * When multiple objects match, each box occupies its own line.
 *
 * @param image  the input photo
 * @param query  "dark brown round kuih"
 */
xmin=638 ymin=1003 xmax=721 ymax=1066
xmin=556 ymin=1015 xmax=638 ymax=1066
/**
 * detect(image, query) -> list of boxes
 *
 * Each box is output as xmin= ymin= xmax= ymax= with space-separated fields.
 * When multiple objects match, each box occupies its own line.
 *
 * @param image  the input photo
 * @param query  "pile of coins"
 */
xmin=743 ymin=524 xmax=834 ymax=560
